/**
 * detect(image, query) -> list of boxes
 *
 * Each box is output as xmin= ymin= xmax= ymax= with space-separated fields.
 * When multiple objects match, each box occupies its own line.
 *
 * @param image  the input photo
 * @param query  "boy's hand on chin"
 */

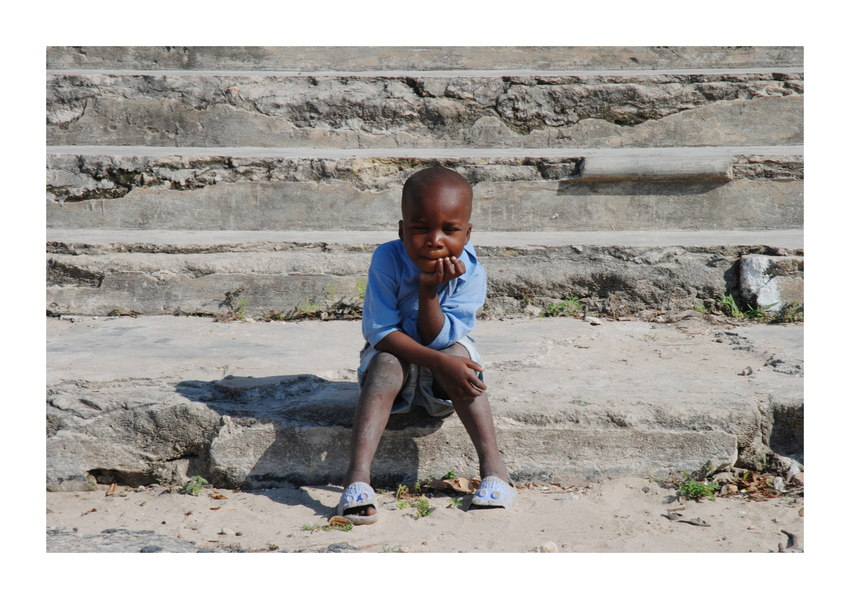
xmin=420 ymin=256 xmax=466 ymax=288
xmin=433 ymin=353 xmax=487 ymax=402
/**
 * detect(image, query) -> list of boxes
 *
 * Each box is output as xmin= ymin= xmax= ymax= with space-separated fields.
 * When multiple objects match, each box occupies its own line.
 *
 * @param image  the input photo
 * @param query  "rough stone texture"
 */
xmin=46 ymin=152 xmax=803 ymax=203
xmin=46 ymin=316 xmax=803 ymax=491
xmin=46 ymin=154 xmax=803 ymax=232
xmin=47 ymin=46 xmax=804 ymax=72
xmin=46 ymin=73 xmax=803 ymax=148
xmin=45 ymin=239 xmax=803 ymax=318
xmin=739 ymin=255 xmax=804 ymax=309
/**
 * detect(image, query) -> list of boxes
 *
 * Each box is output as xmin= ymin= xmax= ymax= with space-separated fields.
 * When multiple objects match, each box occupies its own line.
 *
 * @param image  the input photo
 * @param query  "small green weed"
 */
xmin=263 ymin=309 xmax=288 ymax=321
xmin=381 ymin=546 xmax=404 ymax=553
xmin=719 ymin=293 xmax=744 ymax=318
xmin=448 ymin=496 xmax=463 ymax=509
xmin=442 ymin=470 xmax=456 ymax=480
xmin=678 ymin=480 xmax=719 ymax=501
xmin=179 ymin=475 xmax=210 ymax=496
xmin=773 ymin=302 xmax=804 ymax=323
xmin=294 ymin=297 xmax=323 ymax=315
xmin=744 ymin=302 xmax=778 ymax=321
xmin=413 ymin=497 xmax=434 ymax=519
xmin=396 ymin=484 xmax=408 ymax=499
xmin=542 ymin=297 xmax=581 ymax=317
xmin=356 ymin=279 xmax=368 ymax=301
xmin=216 ymin=285 xmax=249 ymax=321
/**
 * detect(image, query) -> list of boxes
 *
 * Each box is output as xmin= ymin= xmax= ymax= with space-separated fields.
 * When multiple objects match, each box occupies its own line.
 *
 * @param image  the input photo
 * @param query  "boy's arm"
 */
xmin=378 ymin=255 xmax=486 ymax=402
xmin=374 ymin=330 xmax=486 ymax=401
xmin=417 ymin=255 xmax=463 ymax=346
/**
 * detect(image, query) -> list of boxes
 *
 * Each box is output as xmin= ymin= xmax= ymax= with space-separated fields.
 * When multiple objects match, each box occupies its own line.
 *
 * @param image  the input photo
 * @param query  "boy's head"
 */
xmin=398 ymin=167 xmax=473 ymax=274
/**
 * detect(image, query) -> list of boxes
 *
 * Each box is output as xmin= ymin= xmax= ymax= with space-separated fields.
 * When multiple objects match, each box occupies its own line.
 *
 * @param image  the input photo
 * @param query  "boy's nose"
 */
xmin=426 ymin=230 xmax=444 ymax=247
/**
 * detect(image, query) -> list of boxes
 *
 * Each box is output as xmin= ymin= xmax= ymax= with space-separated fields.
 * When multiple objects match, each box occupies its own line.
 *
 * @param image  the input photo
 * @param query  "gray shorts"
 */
xmin=357 ymin=336 xmax=485 ymax=418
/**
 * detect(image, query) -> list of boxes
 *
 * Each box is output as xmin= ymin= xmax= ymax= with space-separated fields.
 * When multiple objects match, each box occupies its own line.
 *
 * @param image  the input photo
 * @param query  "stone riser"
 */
xmin=42 ymin=375 xmax=758 ymax=491
xmin=46 ymin=240 xmax=803 ymax=317
xmin=46 ymin=314 xmax=802 ymax=492
xmin=47 ymin=72 xmax=802 ymax=148
xmin=47 ymin=153 xmax=803 ymax=231
xmin=47 ymin=46 xmax=804 ymax=72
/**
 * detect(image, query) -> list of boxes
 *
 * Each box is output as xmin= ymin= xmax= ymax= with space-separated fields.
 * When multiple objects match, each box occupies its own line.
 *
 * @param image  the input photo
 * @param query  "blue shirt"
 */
xmin=362 ymin=239 xmax=486 ymax=351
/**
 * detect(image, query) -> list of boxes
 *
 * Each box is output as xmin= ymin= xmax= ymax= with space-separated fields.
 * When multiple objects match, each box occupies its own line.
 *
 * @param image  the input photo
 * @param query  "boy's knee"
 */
xmin=439 ymin=343 xmax=470 ymax=359
xmin=372 ymin=351 xmax=407 ymax=369
xmin=367 ymin=351 xmax=409 ymax=384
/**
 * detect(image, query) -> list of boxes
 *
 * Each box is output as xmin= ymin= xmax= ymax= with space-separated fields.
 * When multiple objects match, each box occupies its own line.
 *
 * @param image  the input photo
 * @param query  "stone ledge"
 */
xmin=45 ymin=228 xmax=806 ymax=252
xmin=47 ymin=46 xmax=804 ymax=72
xmin=46 ymin=316 xmax=803 ymax=490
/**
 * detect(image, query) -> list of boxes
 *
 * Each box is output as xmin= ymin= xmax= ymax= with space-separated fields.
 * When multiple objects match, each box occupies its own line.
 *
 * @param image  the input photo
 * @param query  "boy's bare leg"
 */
xmin=432 ymin=344 xmax=510 ymax=483
xmin=343 ymin=352 xmax=408 ymax=517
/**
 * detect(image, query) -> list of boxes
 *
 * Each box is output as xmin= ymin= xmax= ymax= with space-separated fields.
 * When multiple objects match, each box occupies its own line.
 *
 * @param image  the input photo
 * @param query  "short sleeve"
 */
xmin=361 ymin=246 xmax=403 ymax=347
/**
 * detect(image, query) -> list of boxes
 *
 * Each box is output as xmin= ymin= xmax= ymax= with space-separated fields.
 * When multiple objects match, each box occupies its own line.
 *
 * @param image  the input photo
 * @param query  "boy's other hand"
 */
xmin=420 ymin=256 xmax=466 ymax=288
xmin=433 ymin=353 xmax=487 ymax=402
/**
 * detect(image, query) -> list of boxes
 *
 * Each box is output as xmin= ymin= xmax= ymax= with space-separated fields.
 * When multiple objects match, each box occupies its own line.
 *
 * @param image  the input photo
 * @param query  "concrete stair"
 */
xmin=46 ymin=47 xmax=804 ymax=490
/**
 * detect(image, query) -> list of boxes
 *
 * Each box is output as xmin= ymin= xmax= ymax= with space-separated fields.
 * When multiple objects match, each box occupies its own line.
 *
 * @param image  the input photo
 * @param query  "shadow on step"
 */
xmin=174 ymin=375 xmax=451 ymax=506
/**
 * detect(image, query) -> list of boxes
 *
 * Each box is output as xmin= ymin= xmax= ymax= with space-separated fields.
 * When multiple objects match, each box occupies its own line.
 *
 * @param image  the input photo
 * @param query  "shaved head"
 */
xmin=401 ymin=167 xmax=473 ymax=220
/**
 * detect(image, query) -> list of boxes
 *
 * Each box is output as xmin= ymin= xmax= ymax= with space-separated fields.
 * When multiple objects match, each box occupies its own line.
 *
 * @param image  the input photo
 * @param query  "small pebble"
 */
xmin=535 ymin=541 xmax=558 ymax=553
xmin=219 ymin=528 xmax=235 ymax=536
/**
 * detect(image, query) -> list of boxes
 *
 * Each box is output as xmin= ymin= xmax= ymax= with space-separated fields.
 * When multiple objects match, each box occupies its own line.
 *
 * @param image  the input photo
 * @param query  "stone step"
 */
xmin=47 ymin=147 xmax=803 ymax=231
xmin=47 ymin=46 xmax=803 ymax=72
xmin=46 ymin=315 xmax=803 ymax=491
xmin=47 ymin=68 xmax=802 ymax=149
xmin=47 ymin=229 xmax=803 ymax=318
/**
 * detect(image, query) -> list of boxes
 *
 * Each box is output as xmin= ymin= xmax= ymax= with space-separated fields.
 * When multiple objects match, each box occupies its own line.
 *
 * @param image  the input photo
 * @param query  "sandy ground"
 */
xmin=46 ymin=476 xmax=803 ymax=553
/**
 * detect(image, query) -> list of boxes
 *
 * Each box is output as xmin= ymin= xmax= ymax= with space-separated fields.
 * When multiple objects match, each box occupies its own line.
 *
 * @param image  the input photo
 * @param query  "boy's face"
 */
xmin=398 ymin=182 xmax=472 ymax=274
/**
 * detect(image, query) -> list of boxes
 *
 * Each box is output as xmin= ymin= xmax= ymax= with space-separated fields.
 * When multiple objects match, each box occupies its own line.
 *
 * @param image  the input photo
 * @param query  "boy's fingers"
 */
xmin=466 ymin=359 xmax=485 ymax=372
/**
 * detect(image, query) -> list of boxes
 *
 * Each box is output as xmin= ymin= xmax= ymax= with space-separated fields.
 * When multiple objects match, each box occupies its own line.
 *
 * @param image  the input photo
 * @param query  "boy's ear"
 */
xmin=464 ymin=223 xmax=472 ymax=244
xmin=398 ymin=220 xmax=404 ymax=241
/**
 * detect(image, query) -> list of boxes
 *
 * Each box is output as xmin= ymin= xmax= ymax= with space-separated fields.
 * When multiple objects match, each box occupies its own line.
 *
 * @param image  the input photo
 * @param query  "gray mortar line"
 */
xmin=46 ymin=68 xmax=804 ymax=78
xmin=46 ymin=145 xmax=804 ymax=159
xmin=46 ymin=229 xmax=805 ymax=248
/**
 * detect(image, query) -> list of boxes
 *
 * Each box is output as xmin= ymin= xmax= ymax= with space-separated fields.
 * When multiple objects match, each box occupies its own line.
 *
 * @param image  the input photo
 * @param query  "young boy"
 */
xmin=338 ymin=166 xmax=516 ymax=524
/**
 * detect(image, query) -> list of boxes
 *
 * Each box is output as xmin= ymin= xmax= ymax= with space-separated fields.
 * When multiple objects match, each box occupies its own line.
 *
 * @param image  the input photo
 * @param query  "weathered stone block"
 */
xmin=739 ymin=255 xmax=804 ymax=309
xmin=46 ymin=73 xmax=803 ymax=149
